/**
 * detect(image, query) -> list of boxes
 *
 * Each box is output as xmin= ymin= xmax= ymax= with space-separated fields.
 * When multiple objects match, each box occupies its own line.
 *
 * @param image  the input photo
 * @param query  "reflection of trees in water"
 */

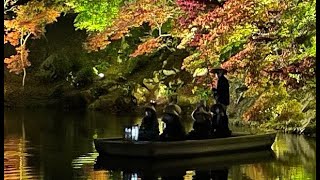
xmin=4 ymin=109 xmax=100 ymax=179
xmin=89 ymin=111 xmax=140 ymax=138
xmin=89 ymin=169 xmax=193 ymax=180
xmin=192 ymin=169 xmax=228 ymax=180
xmin=4 ymin=120 xmax=37 ymax=180
xmin=273 ymin=134 xmax=316 ymax=169
xmin=4 ymin=110 xmax=49 ymax=180
xmin=79 ymin=168 xmax=122 ymax=180
xmin=95 ymin=170 xmax=122 ymax=180
xmin=238 ymin=134 xmax=316 ymax=180
xmin=97 ymin=169 xmax=229 ymax=180
xmin=4 ymin=137 xmax=26 ymax=179
xmin=240 ymin=162 xmax=314 ymax=180
xmin=89 ymin=170 xmax=109 ymax=180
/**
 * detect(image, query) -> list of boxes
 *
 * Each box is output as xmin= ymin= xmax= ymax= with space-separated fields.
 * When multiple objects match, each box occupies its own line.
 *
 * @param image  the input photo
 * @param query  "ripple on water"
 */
xmin=4 ymin=136 xmax=41 ymax=180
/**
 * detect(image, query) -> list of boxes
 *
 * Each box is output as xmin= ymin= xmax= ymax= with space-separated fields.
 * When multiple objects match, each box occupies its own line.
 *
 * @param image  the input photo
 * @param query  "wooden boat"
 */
xmin=94 ymin=149 xmax=276 ymax=175
xmin=94 ymin=132 xmax=277 ymax=158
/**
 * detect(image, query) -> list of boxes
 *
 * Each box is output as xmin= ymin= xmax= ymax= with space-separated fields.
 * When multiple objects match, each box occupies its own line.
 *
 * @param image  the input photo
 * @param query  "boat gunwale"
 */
xmin=94 ymin=132 xmax=277 ymax=146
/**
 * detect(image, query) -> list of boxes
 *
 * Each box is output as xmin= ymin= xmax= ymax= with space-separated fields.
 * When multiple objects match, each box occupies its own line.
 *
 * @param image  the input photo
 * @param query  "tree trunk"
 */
xmin=20 ymin=32 xmax=31 ymax=88
xmin=22 ymin=68 xmax=26 ymax=87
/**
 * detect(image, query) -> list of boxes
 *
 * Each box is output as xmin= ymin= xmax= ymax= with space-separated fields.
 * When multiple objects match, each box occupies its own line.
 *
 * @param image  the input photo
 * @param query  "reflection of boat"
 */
xmin=94 ymin=132 xmax=276 ymax=158
xmin=94 ymin=150 xmax=276 ymax=176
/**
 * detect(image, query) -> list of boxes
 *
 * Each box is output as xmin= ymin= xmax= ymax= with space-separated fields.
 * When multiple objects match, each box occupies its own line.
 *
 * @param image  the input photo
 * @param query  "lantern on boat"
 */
xmin=131 ymin=125 xmax=139 ymax=141
xmin=124 ymin=125 xmax=139 ymax=141
xmin=123 ymin=172 xmax=138 ymax=180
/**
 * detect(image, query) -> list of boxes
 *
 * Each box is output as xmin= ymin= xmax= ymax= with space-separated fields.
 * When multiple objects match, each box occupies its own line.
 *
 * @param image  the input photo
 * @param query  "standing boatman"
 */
xmin=210 ymin=68 xmax=230 ymax=112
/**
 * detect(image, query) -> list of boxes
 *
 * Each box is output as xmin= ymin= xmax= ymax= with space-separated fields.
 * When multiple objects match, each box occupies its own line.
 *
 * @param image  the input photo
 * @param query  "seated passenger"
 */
xmin=138 ymin=101 xmax=159 ymax=141
xmin=210 ymin=104 xmax=232 ymax=138
xmin=190 ymin=100 xmax=211 ymax=122
xmin=160 ymin=108 xmax=186 ymax=141
xmin=164 ymin=95 xmax=182 ymax=116
xmin=187 ymin=102 xmax=212 ymax=140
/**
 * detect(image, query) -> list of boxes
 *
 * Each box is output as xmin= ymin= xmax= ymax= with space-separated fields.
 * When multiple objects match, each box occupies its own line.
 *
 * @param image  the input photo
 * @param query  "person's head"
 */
xmin=150 ymin=99 xmax=157 ymax=107
xmin=162 ymin=109 xmax=179 ymax=124
xmin=145 ymin=109 xmax=153 ymax=117
xmin=145 ymin=105 xmax=156 ymax=117
xmin=216 ymin=71 xmax=224 ymax=78
xmin=197 ymin=100 xmax=206 ymax=108
xmin=211 ymin=68 xmax=227 ymax=78
xmin=193 ymin=106 xmax=212 ymax=121
xmin=164 ymin=107 xmax=180 ymax=119
xmin=215 ymin=106 xmax=221 ymax=114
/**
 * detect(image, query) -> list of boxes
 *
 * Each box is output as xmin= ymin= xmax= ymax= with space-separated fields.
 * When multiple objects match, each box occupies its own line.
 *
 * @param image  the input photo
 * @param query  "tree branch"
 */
xmin=159 ymin=34 xmax=171 ymax=37
xmin=4 ymin=0 xmax=18 ymax=14
xmin=22 ymin=32 xmax=32 ymax=46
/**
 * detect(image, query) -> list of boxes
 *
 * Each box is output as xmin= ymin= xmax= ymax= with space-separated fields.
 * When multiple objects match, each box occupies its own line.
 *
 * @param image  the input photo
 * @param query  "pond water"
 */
xmin=4 ymin=109 xmax=316 ymax=180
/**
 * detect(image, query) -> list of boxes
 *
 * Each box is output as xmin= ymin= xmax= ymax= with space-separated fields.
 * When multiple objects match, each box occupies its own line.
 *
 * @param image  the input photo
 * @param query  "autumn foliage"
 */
xmin=176 ymin=0 xmax=206 ymax=27
xmin=130 ymin=37 xmax=162 ymax=57
xmin=3 ymin=0 xmax=313 ymax=125
xmin=4 ymin=46 xmax=30 ymax=74
xmin=82 ymin=0 xmax=315 ymax=123
xmin=4 ymin=1 xmax=62 ymax=85
xmin=84 ymin=0 xmax=175 ymax=52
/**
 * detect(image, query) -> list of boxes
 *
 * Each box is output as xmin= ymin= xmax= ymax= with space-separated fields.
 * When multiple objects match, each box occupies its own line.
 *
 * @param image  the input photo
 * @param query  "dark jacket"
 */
xmin=188 ymin=106 xmax=212 ymax=139
xmin=139 ymin=107 xmax=159 ymax=141
xmin=187 ymin=119 xmax=212 ymax=140
xmin=211 ymin=113 xmax=231 ymax=138
xmin=216 ymin=76 xmax=230 ymax=106
xmin=160 ymin=113 xmax=186 ymax=141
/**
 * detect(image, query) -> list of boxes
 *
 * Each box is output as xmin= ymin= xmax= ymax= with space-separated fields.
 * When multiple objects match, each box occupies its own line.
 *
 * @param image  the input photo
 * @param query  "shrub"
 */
xmin=75 ymin=67 xmax=95 ymax=88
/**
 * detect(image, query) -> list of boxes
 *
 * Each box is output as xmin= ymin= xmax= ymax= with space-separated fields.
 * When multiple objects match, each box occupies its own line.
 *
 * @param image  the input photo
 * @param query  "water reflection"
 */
xmin=193 ymin=169 xmax=229 ymax=180
xmin=4 ymin=109 xmax=316 ymax=179
xmin=4 ymin=136 xmax=37 ymax=180
xmin=4 ymin=112 xmax=38 ymax=180
xmin=248 ymin=133 xmax=317 ymax=180
xmin=92 ymin=149 xmax=275 ymax=179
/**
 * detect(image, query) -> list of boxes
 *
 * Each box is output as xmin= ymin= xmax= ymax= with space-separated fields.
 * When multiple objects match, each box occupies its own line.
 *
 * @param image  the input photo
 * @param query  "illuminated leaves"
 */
xmin=4 ymin=31 xmax=20 ymax=46
xmin=4 ymin=0 xmax=63 ymax=86
xmin=263 ymin=57 xmax=316 ymax=89
xmin=65 ymin=0 xmax=124 ymax=32
xmin=7 ymin=1 xmax=61 ymax=38
xmin=84 ymin=0 xmax=175 ymax=52
xmin=81 ymin=0 xmax=315 ymax=124
xmin=181 ymin=52 xmax=202 ymax=71
xmin=130 ymin=37 xmax=162 ymax=57
xmin=4 ymin=46 xmax=30 ymax=74
xmin=221 ymin=42 xmax=254 ymax=73
xmin=243 ymin=84 xmax=288 ymax=121
xmin=4 ymin=1 xmax=62 ymax=46
xmin=242 ymin=84 xmax=305 ymax=123
xmin=193 ymin=0 xmax=256 ymax=52
xmin=176 ymin=0 xmax=206 ymax=27
xmin=83 ymin=34 xmax=112 ymax=52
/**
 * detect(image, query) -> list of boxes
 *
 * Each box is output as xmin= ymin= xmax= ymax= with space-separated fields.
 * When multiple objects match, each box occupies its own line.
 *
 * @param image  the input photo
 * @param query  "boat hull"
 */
xmin=94 ymin=132 xmax=277 ymax=158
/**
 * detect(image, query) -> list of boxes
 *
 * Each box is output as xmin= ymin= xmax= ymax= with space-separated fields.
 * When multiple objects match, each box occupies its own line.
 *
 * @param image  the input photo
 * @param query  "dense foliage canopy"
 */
xmin=4 ymin=0 xmax=316 ymax=129
xmin=64 ymin=0 xmax=133 ymax=32
xmin=84 ymin=0 xmax=316 ymax=125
